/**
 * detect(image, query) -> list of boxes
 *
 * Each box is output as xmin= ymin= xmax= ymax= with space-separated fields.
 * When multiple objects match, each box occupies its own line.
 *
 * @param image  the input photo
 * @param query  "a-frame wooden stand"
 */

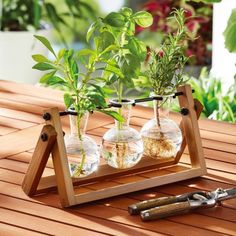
xmin=22 ymin=85 xmax=207 ymax=207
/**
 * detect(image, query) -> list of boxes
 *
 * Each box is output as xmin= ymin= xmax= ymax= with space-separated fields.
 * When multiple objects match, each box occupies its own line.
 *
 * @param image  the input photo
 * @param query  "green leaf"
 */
xmin=103 ymin=12 xmax=126 ymax=27
xmin=58 ymin=48 xmax=66 ymax=59
xmin=77 ymin=49 xmax=96 ymax=56
xmin=132 ymin=11 xmax=153 ymax=28
xmin=104 ymin=63 xmax=124 ymax=79
xmin=126 ymin=37 xmax=147 ymax=60
xmin=99 ymin=110 xmax=125 ymax=122
xmin=86 ymin=21 xmax=97 ymax=42
xmin=32 ymin=54 xmax=50 ymax=63
xmin=87 ymin=91 xmax=107 ymax=107
xmin=100 ymin=45 xmax=119 ymax=56
xmin=224 ymin=9 xmax=236 ymax=52
xmin=88 ymin=83 xmax=105 ymax=96
xmin=123 ymin=77 xmax=135 ymax=88
xmin=121 ymin=7 xmax=133 ymax=17
xmin=46 ymin=76 xmax=66 ymax=86
xmin=34 ymin=35 xmax=56 ymax=57
xmin=106 ymin=74 xmax=118 ymax=85
xmin=102 ymin=87 xmax=115 ymax=94
xmin=39 ymin=71 xmax=56 ymax=84
xmin=33 ymin=0 xmax=41 ymax=29
xmin=223 ymin=99 xmax=235 ymax=122
xmin=32 ymin=62 xmax=56 ymax=71
xmin=64 ymin=93 xmax=75 ymax=109
xmin=98 ymin=31 xmax=115 ymax=52
xmin=120 ymin=54 xmax=140 ymax=77
xmin=127 ymin=21 xmax=135 ymax=35
xmin=65 ymin=49 xmax=74 ymax=60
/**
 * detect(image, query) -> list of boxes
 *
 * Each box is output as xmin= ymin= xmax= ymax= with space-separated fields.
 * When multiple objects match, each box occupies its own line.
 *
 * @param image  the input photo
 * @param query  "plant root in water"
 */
xmin=142 ymin=135 xmax=177 ymax=159
xmin=116 ymin=142 xmax=128 ymax=169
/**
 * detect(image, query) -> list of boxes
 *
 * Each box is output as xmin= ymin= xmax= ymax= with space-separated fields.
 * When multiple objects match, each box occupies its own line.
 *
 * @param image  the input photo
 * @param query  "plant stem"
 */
xmin=74 ymin=114 xmax=86 ymax=177
xmin=155 ymin=101 xmax=164 ymax=139
xmin=72 ymin=57 xmax=98 ymax=177
xmin=117 ymin=79 xmax=123 ymax=130
xmin=116 ymin=26 xmax=127 ymax=131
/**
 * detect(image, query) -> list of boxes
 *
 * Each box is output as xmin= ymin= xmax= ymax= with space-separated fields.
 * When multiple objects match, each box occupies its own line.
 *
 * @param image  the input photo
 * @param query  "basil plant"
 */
xmin=86 ymin=7 xmax=153 ymax=102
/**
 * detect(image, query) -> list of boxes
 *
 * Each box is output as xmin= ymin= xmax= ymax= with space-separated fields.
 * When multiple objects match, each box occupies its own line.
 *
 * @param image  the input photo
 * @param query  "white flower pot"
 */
xmin=0 ymin=28 xmax=51 ymax=84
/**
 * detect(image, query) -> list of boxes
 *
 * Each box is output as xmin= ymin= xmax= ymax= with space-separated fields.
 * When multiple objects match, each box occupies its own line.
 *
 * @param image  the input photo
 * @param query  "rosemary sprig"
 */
xmin=147 ymin=8 xmax=191 ymax=96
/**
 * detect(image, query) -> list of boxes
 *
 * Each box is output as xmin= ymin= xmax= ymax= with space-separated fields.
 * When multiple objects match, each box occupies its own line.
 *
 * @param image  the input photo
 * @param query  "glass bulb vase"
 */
xmin=64 ymin=111 xmax=100 ymax=178
xmin=140 ymin=94 xmax=182 ymax=159
xmin=101 ymin=99 xmax=143 ymax=169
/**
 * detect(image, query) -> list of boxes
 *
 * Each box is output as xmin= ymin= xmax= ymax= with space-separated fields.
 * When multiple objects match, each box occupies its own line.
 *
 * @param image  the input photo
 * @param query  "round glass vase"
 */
xmin=140 ymin=94 xmax=182 ymax=159
xmin=101 ymin=99 xmax=143 ymax=169
xmin=64 ymin=111 xmax=100 ymax=178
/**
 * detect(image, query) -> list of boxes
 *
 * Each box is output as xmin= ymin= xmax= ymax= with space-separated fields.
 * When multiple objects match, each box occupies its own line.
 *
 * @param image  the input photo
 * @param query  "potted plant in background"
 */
xmin=0 ymin=0 xmax=95 ymax=84
xmin=187 ymin=67 xmax=236 ymax=122
xmin=141 ymin=8 xmax=192 ymax=159
xmin=86 ymin=7 xmax=153 ymax=169
xmin=32 ymin=35 xmax=124 ymax=177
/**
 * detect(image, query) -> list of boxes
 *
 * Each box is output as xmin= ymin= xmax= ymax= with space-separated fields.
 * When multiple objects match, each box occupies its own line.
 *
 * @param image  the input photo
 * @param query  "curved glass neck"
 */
xmin=69 ymin=112 xmax=89 ymax=136
xmin=110 ymin=99 xmax=133 ymax=129
xmin=152 ymin=94 xmax=173 ymax=120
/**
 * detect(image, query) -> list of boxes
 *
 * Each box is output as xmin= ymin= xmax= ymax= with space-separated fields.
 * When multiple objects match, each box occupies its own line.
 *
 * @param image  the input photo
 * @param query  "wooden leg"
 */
xmin=174 ymin=99 xmax=203 ymax=164
xmin=45 ymin=108 xmax=76 ymax=207
xmin=22 ymin=125 xmax=57 ymax=196
xmin=177 ymin=85 xmax=206 ymax=171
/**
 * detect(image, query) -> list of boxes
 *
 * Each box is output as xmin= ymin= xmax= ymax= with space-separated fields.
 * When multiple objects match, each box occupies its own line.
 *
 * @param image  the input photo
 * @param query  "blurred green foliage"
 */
xmin=0 ymin=0 xmax=99 ymax=45
xmin=224 ymin=8 xmax=236 ymax=53
xmin=188 ymin=68 xmax=236 ymax=123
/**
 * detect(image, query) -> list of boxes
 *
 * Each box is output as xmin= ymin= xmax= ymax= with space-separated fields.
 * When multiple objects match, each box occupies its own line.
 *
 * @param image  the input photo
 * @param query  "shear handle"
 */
xmin=128 ymin=191 xmax=206 ymax=215
xmin=128 ymin=196 xmax=178 ymax=215
xmin=141 ymin=198 xmax=216 ymax=221
xmin=141 ymin=201 xmax=191 ymax=221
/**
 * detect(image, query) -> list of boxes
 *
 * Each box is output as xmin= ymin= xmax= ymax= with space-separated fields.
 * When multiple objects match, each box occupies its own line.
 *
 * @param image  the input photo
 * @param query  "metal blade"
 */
xmin=225 ymin=188 xmax=236 ymax=197
xmin=216 ymin=188 xmax=236 ymax=202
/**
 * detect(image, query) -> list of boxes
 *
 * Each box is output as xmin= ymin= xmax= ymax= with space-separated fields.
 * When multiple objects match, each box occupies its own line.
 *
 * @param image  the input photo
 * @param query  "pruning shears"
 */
xmin=128 ymin=188 xmax=236 ymax=221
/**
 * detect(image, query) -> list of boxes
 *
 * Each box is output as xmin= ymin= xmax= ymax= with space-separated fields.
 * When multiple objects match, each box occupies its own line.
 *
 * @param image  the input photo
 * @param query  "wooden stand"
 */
xmin=22 ymin=85 xmax=207 ymax=207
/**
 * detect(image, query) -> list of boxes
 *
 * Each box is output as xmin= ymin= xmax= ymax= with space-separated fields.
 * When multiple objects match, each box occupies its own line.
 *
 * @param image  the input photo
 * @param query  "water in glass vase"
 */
xmin=101 ymin=100 xmax=143 ymax=169
xmin=141 ymin=94 xmax=182 ymax=159
xmin=64 ymin=111 xmax=100 ymax=178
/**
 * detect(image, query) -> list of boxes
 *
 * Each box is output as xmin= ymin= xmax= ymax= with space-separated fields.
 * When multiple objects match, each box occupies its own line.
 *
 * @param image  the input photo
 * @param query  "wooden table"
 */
xmin=0 ymin=80 xmax=236 ymax=236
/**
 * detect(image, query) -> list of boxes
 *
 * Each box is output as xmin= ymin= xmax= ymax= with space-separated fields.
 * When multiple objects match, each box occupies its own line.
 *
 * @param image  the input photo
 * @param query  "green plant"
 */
xmin=0 ymin=0 xmax=95 ymax=44
xmin=87 ymin=7 xmax=152 ymax=101
xmin=32 ymin=34 xmax=124 ymax=125
xmin=146 ymin=8 xmax=190 ymax=96
xmin=32 ymin=35 xmax=124 ymax=174
xmin=188 ymin=68 xmax=236 ymax=122
xmin=85 ymin=7 xmax=153 ymax=128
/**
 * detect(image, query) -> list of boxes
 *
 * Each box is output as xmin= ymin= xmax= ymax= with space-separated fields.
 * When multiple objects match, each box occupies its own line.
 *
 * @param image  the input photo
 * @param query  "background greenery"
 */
xmin=188 ymin=68 xmax=236 ymax=122
xmin=1 ymin=0 xmax=235 ymax=123
xmin=0 ymin=0 xmax=98 ymax=46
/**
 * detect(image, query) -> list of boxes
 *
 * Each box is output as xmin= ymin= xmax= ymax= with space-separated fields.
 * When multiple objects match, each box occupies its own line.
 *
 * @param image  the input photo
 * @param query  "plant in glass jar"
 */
xmin=141 ymin=8 xmax=191 ymax=159
xmin=32 ymin=35 xmax=123 ymax=177
xmin=87 ymin=7 xmax=153 ymax=168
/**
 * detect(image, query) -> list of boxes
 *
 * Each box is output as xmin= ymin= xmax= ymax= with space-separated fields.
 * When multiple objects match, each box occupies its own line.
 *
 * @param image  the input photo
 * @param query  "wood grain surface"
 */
xmin=0 ymin=80 xmax=236 ymax=236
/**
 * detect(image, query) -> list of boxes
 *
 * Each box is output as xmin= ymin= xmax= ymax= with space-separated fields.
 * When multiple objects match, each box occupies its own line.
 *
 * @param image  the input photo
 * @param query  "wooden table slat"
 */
xmin=0 ymin=222 xmax=49 ymax=236
xmin=0 ymin=207 xmax=104 ymax=236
